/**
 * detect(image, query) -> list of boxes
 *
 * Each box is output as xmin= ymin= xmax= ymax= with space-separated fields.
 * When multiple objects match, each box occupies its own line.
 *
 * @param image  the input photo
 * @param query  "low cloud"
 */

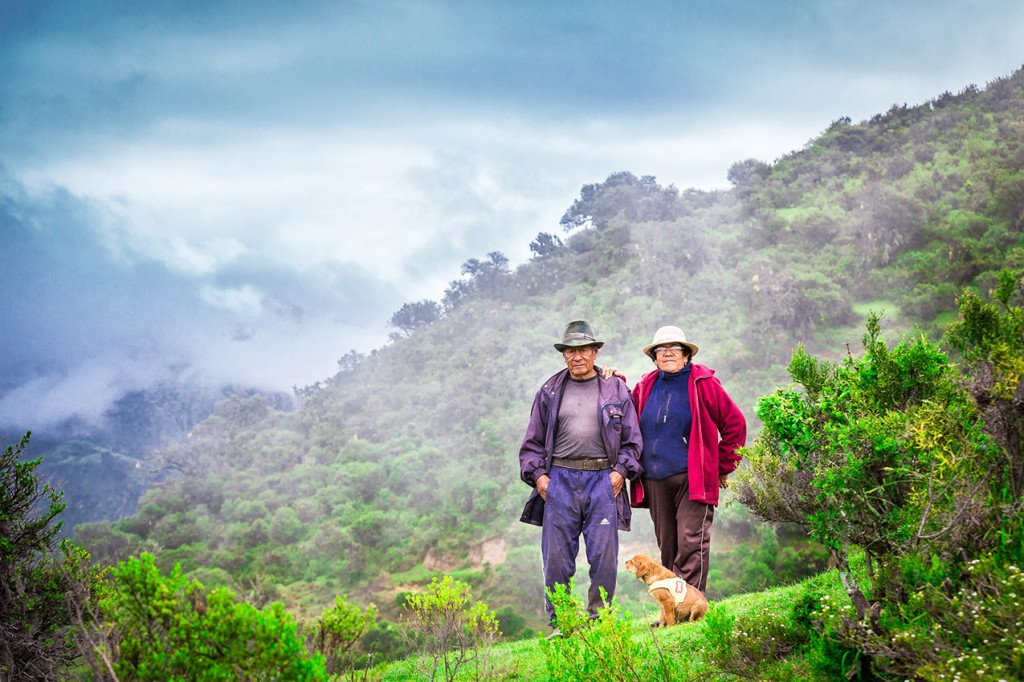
xmin=200 ymin=284 xmax=264 ymax=316
xmin=3 ymin=0 xmax=1022 ymax=438
xmin=0 ymin=173 xmax=397 ymax=433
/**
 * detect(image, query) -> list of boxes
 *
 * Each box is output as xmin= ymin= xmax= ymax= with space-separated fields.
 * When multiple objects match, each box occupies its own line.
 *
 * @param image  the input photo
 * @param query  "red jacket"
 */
xmin=631 ymin=363 xmax=746 ymax=506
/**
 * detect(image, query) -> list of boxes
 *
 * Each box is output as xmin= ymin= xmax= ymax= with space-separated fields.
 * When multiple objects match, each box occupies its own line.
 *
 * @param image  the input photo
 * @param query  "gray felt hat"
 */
xmin=554 ymin=320 xmax=604 ymax=352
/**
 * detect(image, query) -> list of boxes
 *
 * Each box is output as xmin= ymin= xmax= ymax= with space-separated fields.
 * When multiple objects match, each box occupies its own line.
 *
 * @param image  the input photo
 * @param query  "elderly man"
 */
xmin=519 ymin=320 xmax=643 ymax=631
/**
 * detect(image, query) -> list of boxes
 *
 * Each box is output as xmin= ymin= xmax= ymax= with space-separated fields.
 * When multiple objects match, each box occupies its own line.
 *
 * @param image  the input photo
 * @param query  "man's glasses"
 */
xmin=654 ymin=345 xmax=684 ymax=356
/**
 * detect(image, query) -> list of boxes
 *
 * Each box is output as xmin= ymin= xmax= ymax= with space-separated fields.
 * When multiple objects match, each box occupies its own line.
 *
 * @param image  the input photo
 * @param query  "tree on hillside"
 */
xmin=462 ymin=251 xmax=509 ymax=287
xmin=726 ymin=158 xmax=771 ymax=199
xmin=529 ymin=232 xmax=564 ymax=259
xmin=559 ymin=171 xmax=684 ymax=231
xmin=735 ymin=273 xmax=1024 ymax=678
xmin=945 ymin=269 xmax=1024 ymax=498
xmin=856 ymin=187 xmax=926 ymax=267
xmin=742 ymin=259 xmax=853 ymax=361
xmin=1 ymin=432 xmax=104 ymax=680
xmin=389 ymin=300 xmax=442 ymax=338
xmin=147 ymin=394 xmax=274 ymax=480
xmin=736 ymin=312 xmax=998 ymax=611
xmin=337 ymin=349 xmax=366 ymax=373
xmin=442 ymin=251 xmax=510 ymax=310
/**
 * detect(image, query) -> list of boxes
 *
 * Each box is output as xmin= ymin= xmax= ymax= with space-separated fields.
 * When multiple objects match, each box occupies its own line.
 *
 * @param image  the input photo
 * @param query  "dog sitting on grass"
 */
xmin=624 ymin=554 xmax=709 ymax=626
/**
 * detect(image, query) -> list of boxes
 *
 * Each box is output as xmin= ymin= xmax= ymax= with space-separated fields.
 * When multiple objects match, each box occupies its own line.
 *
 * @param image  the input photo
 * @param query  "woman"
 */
xmin=624 ymin=325 xmax=746 ymax=594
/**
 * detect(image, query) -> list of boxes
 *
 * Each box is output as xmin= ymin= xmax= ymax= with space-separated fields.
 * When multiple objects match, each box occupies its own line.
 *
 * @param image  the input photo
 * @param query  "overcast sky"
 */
xmin=1 ymin=0 xmax=1022 ymax=430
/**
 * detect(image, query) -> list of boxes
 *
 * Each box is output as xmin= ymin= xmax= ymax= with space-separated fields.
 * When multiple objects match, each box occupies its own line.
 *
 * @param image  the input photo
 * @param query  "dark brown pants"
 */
xmin=643 ymin=473 xmax=715 ymax=592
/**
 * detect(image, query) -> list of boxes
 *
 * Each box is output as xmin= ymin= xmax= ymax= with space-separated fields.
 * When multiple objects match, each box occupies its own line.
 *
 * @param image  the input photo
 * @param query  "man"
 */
xmin=519 ymin=320 xmax=643 ymax=630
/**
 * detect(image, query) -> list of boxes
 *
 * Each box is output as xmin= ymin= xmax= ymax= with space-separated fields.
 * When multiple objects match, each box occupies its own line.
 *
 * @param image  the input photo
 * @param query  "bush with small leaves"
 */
xmin=401 ymin=575 xmax=499 ymax=682
xmin=736 ymin=272 xmax=1024 ymax=679
xmin=540 ymin=581 xmax=684 ymax=682
xmin=85 ymin=553 xmax=327 ymax=681
xmin=735 ymin=312 xmax=998 ymax=613
xmin=309 ymin=595 xmax=378 ymax=677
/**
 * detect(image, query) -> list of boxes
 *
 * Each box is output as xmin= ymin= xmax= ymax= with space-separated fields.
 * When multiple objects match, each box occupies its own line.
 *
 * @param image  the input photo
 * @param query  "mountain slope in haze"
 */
xmin=10 ymin=382 xmax=293 ymax=532
xmin=74 ymin=65 xmax=1024 ymax=630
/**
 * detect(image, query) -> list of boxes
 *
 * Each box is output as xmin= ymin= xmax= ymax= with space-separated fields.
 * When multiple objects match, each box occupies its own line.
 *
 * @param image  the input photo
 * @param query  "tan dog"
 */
xmin=624 ymin=554 xmax=709 ymax=626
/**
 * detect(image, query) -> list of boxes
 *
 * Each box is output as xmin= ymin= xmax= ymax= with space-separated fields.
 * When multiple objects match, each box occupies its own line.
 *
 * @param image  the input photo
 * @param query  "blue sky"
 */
xmin=1 ymin=0 xmax=1022 ymax=429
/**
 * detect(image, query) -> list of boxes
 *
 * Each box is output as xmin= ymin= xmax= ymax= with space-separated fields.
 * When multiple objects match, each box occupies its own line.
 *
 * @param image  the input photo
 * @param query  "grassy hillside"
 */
xmin=372 ymin=559 xmax=858 ymax=681
xmin=75 ymin=64 xmax=1024 ymax=647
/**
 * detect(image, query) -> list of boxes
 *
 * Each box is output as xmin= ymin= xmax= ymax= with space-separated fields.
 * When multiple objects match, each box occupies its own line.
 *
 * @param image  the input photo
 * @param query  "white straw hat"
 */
xmin=642 ymin=325 xmax=699 ymax=359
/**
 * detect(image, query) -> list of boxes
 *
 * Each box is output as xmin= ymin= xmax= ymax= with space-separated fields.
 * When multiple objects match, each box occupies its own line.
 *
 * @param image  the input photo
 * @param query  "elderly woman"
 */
xmin=627 ymin=325 xmax=746 ymax=594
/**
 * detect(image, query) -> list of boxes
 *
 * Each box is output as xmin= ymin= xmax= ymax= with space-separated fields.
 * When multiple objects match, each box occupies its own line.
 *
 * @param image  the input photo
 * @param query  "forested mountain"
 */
xmin=76 ymin=65 xmax=1024 ymax=636
xmin=12 ymin=382 xmax=292 ymax=530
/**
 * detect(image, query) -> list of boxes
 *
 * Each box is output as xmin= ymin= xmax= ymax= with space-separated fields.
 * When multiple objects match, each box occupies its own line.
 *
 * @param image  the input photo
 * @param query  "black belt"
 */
xmin=551 ymin=457 xmax=612 ymax=471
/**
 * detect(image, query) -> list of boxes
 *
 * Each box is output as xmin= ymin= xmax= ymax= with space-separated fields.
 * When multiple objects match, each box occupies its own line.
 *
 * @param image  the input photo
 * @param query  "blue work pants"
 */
xmin=541 ymin=467 xmax=619 ymax=623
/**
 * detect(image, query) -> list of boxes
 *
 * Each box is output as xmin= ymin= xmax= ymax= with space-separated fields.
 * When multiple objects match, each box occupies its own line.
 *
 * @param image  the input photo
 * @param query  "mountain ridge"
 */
xmin=65 ymin=64 xmax=1024 ymax=634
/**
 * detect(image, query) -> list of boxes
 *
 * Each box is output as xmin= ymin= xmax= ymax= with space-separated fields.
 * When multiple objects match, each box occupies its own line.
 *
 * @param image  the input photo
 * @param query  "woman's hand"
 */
xmin=600 ymin=366 xmax=626 ymax=381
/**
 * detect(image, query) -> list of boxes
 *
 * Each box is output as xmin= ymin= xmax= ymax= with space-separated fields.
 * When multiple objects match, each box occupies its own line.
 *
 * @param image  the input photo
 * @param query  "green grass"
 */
xmin=851 ymin=299 xmax=898 ymax=320
xmin=389 ymin=563 xmax=445 ymax=587
xmin=367 ymin=567 xmax=849 ymax=681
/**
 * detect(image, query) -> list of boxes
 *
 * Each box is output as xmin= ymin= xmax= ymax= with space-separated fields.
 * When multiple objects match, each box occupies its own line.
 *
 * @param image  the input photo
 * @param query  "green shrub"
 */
xmin=309 ymin=595 xmax=378 ymax=676
xmin=401 ymin=575 xmax=499 ymax=682
xmin=270 ymin=505 xmax=306 ymax=544
xmin=700 ymin=598 xmax=836 ymax=681
xmin=539 ymin=582 xmax=683 ymax=682
xmin=87 ymin=553 xmax=326 ymax=681
xmin=735 ymin=312 xmax=998 ymax=611
xmin=493 ymin=605 xmax=533 ymax=641
xmin=735 ymin=271 xmax=1024 ymax=679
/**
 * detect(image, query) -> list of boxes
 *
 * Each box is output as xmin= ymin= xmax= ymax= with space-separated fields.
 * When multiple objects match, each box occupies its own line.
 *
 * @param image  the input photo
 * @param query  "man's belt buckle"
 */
xmin=552 ymin=457 xmax=611 ymax=471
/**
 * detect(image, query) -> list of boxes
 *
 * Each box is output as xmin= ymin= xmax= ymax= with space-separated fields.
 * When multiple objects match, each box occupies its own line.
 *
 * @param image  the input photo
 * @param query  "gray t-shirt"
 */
xmin=552 ymin=376 xmax=608 ymax=460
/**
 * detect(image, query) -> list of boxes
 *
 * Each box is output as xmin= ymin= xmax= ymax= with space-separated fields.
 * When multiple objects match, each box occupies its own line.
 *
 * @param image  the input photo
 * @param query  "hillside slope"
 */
xmin=76 ymin=65 xmax=1024 ymax=632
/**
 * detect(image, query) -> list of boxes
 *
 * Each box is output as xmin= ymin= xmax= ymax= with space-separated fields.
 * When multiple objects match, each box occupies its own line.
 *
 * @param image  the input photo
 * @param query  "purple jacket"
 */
xmin=518 ymin=368 xmax=644 ymax=530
